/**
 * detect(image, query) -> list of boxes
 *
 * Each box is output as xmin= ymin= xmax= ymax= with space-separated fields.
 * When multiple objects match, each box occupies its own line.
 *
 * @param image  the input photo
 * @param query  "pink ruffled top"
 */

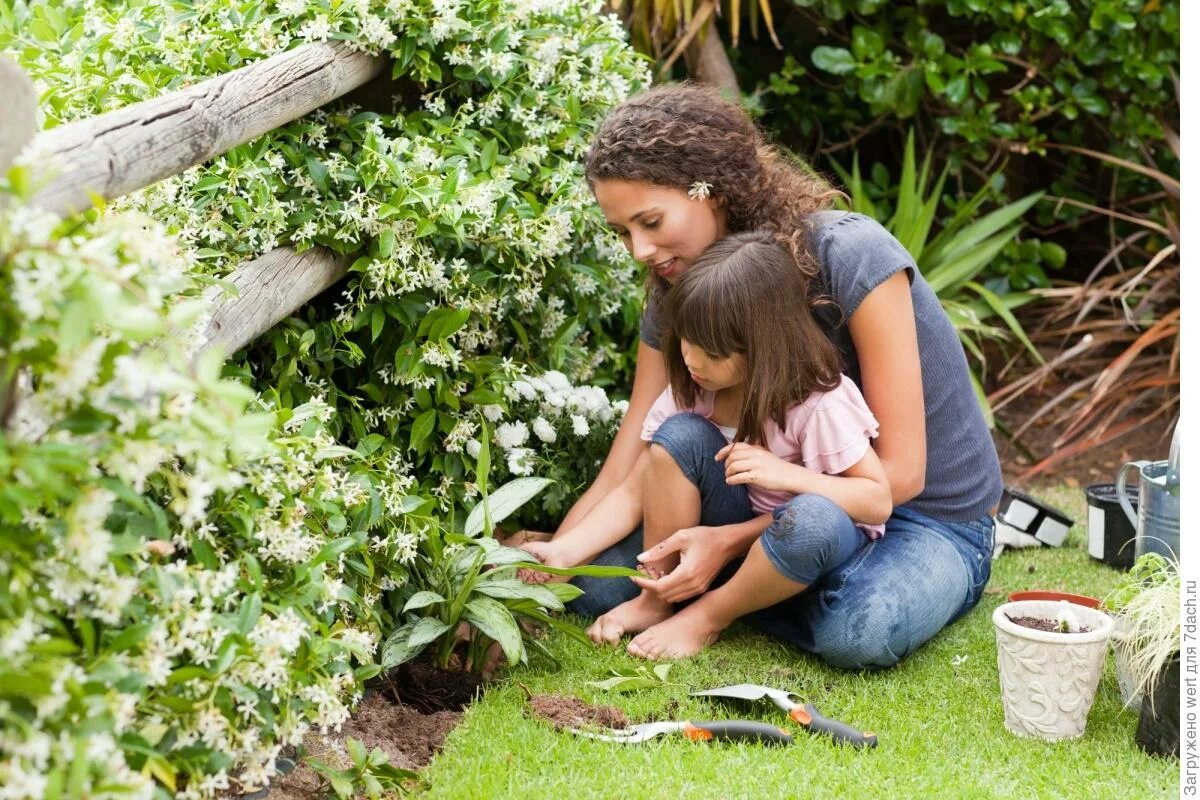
xmin=642 ymin=375 xmax=884 ymax=538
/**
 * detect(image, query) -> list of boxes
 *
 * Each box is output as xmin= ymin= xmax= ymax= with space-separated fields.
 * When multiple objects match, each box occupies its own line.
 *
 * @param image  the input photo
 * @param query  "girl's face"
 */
xmin=680 ymin=339 xmax=746 ymax=392
xmin=592 ymin=179 xmax=727 ymax=284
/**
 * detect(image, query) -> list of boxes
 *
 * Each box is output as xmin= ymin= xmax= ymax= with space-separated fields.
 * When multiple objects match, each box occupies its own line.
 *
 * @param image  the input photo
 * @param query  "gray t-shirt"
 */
xmin=639 ymin=211 xmax=1002 ymax=522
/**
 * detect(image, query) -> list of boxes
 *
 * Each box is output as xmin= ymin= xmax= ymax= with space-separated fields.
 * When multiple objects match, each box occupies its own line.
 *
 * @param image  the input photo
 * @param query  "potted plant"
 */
xmin=992 ymin=599 xmax=1114 ymax=741
xmin=1104 ymin=552 xmax=1181 ymax=757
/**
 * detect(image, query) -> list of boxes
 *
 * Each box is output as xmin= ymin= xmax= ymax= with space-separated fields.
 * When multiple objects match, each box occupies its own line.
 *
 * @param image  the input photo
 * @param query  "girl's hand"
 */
xmin=715 ymin=442 xmax=801 ymax=493
xmin=631 ymin=526 xmax=728 ymax=603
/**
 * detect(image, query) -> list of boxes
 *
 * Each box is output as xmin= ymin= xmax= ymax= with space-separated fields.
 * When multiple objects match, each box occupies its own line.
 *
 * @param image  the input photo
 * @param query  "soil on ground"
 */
xmin=265 ymin=691 xmax=461 ymax=799
xmin=527 ymin=694 xmax=629 ymax=731
xmin=1005 ymin=615 xmax=1092 ymax=634
xmin=385 ymin=654 xmax=487 ymax=713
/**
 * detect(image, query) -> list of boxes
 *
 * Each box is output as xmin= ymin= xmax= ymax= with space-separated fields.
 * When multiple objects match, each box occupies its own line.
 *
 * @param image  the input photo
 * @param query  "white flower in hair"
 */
xmin=688 ymin=181 xmax=713 ymax=201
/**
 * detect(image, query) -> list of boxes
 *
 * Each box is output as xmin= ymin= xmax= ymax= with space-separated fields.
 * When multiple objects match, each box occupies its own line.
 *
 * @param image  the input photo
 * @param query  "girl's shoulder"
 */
xmin=783 ymin=375 xmax=875 ymax=432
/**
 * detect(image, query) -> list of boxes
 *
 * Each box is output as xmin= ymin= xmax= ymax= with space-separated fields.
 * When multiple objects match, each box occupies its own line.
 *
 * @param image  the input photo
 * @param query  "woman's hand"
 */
xmin=631 ymin=525 xmax=731 ymax=603
xmin=715 ymin=442 xmax=801 ymax=493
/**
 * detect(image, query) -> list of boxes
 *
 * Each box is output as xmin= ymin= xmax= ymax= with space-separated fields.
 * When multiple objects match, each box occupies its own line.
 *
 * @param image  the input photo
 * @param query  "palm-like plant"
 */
xmin=832 ymin=132 xmax=1046 ymax=424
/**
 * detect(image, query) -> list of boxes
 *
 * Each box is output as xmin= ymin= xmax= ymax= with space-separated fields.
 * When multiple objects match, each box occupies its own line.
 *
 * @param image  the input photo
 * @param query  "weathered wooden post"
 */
xmin=0 ymin=58 xmax=38 ymax=430
xmin=22 ymin=42 xmax=386 ymax=359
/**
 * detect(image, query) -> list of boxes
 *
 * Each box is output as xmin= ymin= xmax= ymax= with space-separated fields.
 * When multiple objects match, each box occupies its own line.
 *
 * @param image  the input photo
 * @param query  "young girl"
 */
xmin=524 ymin=232 xmax=891 ymax=658
xmin=520 ymin=82 xmax=1000 ymax=669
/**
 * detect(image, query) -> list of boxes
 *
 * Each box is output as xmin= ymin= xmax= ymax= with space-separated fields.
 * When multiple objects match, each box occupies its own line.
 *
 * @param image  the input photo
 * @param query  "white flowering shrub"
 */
xmin=481 ymin=370 xmax=626 ymax=527
xmin=0 ymin=181 xmax=443 ymax=797
xmin=1 ymin=0 xmax=650 ymax=795
xmin=2 ymin=0 xmax=648 ymax=521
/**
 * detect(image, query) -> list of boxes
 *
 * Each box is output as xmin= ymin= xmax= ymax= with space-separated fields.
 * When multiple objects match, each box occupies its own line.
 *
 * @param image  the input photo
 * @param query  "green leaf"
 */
xmin=653 ymin=663 xmax=673 ymax=682
xmin=925 ymin=230 xmax=1017 ymax=294
xmin=475 ymin=578 xmax=563 ymax=610
xmin=585 ymin=675 xmax=661 ymax=693
xmin=464 ymin=477 xmax=553 ymax=536
xmin=464 ymin=597 xmax=524 ymax=666
xmin=429 ymin=308 xmax=471 ymax=340
xmin=346 ymin=737 xmax=367 ymax=766
xmin=506 ymin=562 xmax=644 ymax=579
xmin=381 ymin=618 xmax=451 ymax=669
xmin=811 ymin=46 xmax=857 ymax=75
xmin=236 ymin=593 xmax=262 ymax=636
xmin=963 ymin=282 xmax=1044 ymax=365
xmin=403 ymin=591 xmax=446 ymax=613
xmin=310 ymin=536 xmax=359 ymax=566
xmin=409 ymin=409 xmax=437 ymax=451
xmin=926 ymin=192 xmax=1043 ymax=270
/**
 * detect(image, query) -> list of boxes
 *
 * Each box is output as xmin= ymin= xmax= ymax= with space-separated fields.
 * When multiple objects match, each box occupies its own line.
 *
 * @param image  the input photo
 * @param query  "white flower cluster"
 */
xmin=483 ymin=370 xmax=625 ymax=479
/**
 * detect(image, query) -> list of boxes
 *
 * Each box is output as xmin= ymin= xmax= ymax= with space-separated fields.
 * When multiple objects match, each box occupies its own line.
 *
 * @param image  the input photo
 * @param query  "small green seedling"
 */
xmin=586 ymin=663 xmax=681 ymax=693
xmin=308 ymin=737 xmax=419 ymax=799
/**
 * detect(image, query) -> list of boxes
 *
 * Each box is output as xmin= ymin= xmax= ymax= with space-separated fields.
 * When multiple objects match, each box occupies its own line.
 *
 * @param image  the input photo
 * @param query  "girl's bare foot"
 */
xmin=586 ymin=591 xmax=674 ymax=646
xmin=626 ymin=601 xmax=725 ymax=660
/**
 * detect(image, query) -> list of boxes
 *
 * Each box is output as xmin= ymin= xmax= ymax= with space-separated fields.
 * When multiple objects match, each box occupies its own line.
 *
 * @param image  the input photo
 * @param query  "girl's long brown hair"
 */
xmin=662 ymin=231 xmax=843 ymax=445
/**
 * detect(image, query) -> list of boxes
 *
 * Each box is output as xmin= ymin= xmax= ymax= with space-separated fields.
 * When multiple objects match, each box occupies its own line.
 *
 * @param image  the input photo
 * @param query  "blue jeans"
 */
xmin=568 ymin=413 xmax=995 ymax=670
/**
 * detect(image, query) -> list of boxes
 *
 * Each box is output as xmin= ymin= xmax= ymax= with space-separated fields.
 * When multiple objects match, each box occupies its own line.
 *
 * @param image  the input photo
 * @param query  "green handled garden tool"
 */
xmin=569 ymin=719 xmax=793 ymax=745
xmin=691 ymin=684 xmax=878 ymax=749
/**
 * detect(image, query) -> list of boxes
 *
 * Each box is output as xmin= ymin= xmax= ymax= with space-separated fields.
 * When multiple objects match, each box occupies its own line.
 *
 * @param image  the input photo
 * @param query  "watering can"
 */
xmin=1116 ymin=422 xmax=1180 ymax=563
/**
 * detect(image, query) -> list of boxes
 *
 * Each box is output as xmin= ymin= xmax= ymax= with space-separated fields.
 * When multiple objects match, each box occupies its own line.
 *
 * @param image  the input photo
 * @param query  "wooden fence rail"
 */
xmin=19 ymin=42 xmax=385 ymax=357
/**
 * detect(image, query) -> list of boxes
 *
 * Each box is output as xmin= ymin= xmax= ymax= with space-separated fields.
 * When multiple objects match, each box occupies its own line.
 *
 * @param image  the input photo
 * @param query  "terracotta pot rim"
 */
xmin=1007 ymin=590 xmax=1102 ymax=609
xmin=993 ymin=600 xmax=1114 ymax=644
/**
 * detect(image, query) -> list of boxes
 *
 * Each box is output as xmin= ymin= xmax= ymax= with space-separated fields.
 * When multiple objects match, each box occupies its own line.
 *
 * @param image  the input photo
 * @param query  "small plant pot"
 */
xmin=1136 ymin=654 xmax=1180 ymax=757
xmin=1007 ymin=590 xmax=1101 ymax=609
xmin=1085 ymin=483 xmax=1139 ymax=570
xmin=993 ymin=600 xmax=1114 ymax=741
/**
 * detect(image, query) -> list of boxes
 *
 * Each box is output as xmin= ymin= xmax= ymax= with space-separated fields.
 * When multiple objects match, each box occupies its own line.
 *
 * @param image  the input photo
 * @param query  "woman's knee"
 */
xmin=809 ymin=599 xmax=909 ymax=670
xmin=761 ymin=494 xmax=860 ymax=585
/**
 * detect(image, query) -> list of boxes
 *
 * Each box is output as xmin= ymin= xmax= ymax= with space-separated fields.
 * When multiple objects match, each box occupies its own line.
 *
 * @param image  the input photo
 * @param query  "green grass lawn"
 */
xmin=417 ymin=486 xmax=1178 ymax=799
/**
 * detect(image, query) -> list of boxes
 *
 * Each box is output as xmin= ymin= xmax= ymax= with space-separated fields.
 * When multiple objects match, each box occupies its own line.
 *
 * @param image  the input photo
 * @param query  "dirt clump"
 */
xmin=528 ymin=694 xmax=628 ymax=731
xmin=263 ymin=691 xmax=460 ymax=799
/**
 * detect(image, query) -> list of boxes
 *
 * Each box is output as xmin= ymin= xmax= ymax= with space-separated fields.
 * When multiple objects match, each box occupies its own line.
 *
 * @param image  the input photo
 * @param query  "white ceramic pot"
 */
xmin=993 ymin=600 xmax=1114 ymax=740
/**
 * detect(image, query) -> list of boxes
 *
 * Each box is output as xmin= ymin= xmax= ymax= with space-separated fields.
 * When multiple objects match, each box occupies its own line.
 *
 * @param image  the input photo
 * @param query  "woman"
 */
xmin=530 ymin=83 xmax=1000 ymax=669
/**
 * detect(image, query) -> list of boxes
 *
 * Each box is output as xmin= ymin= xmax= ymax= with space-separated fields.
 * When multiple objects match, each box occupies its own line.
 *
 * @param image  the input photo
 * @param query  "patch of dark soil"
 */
xmin=528 ymin=694 xmax=628 ymax=731
xmin=1006 ymin=615 xmax=1092 ymax=634
xmin=385 ymin=655 xmax=486 ymax=713
xmin=265 ymin=692 xmax=461 ymax=800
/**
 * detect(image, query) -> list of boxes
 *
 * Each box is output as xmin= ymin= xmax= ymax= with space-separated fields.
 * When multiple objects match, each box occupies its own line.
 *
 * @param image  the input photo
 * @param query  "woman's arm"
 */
xmin=847 ymin=271 xmax=926 ymax=504
xmin=555 ymin=342 xmax=668 ymax=532
xmin=546 ymin=447 xmax=650 ymax=565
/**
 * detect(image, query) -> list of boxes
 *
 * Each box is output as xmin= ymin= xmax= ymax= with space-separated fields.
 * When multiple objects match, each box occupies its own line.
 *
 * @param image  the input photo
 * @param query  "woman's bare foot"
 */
xmin=626 ymin=601 xmax=725 ymax=660
xmin=586 ymin=591 xmax=674 ymax=646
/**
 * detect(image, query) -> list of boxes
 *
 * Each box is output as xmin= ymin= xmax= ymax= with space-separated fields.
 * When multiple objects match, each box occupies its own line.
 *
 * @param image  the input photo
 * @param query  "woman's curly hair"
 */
xmin=585 ymin=83 xmax=841 ymax=299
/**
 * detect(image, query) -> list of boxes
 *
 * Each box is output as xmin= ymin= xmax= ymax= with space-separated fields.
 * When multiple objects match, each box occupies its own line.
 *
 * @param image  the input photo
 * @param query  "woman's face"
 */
xmin=592 ymin=179 xmax=727 ymax=284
